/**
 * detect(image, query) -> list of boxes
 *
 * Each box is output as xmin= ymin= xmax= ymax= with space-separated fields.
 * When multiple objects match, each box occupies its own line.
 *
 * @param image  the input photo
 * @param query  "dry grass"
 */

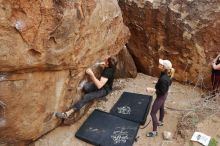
xmin=176 ymin=96 xmax=220 ymax=140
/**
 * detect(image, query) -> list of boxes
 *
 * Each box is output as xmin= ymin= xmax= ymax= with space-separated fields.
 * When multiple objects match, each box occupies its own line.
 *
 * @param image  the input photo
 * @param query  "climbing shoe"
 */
xmin=146 ymin=131 xmax=158 ymax=137
xmin=55 ymin=112 xmax=68 ymax=119
xmin=158 ymin=121 xmax=164 ymax=126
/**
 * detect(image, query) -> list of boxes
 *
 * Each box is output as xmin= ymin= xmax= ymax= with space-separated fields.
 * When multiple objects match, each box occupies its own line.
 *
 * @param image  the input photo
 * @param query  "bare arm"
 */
xmin=212 ymin=54 xmax=220 ymax=70
xmin=212 ymin=63 xmax=220 ymax=70
xmin=146 ymin=87 xmax=156 ymax=93
xmin=213 ymin=54 xmax=220 ymax=63
xmin=86 ymin=68 xmax=108 ymax=89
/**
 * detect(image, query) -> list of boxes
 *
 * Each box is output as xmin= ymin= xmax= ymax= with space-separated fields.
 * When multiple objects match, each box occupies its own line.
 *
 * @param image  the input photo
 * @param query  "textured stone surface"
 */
xmin=115 ymin=46 xmax=137 ymax=78
xmin=0 ymin=0 xmax=129 ymax=72
xmin=0 ymin=0 xmax=129 ymax=144
xmin=0 ymin=71 xmax=71 ymax=143
xmin=119 ymin=0 xmax=220 ymax=85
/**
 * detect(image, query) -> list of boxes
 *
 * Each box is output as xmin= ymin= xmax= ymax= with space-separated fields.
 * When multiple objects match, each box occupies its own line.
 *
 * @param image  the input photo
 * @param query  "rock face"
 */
xmin=119 ymin=0 xmax=220 ymax=85
xmin=0 ymin=0 xmax=129 ymax=144
xmin=115 ymin=46 xmax=137 ymax=78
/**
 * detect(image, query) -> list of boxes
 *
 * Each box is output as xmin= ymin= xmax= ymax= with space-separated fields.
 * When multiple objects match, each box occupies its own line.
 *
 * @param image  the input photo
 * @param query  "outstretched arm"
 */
xmin=213 ymin=54 xmax=220 ymax=63
xmin=86 ymin=68 xmax=108 ymax=89
xmin=212 ymin=54 xmax=220 ymax=70
xmin=212 ymin=63 xmax=220 ymax=70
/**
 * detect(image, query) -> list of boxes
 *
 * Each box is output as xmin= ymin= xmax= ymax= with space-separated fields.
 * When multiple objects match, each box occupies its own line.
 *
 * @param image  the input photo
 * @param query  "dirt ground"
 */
xmin=31 ymin=73 xmax=220 ymax=146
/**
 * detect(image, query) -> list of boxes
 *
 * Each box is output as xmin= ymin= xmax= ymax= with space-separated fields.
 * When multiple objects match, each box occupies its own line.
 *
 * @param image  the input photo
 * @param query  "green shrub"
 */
xmin=208 ymin=138 xmax=218 ymax=146
xmin=189 ymin=141 xmax=193 ymax=146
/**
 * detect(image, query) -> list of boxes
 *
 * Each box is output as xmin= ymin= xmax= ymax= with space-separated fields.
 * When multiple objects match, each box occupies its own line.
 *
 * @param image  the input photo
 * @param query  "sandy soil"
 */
xmin=31 ymin=73 xmax=220 ymax=146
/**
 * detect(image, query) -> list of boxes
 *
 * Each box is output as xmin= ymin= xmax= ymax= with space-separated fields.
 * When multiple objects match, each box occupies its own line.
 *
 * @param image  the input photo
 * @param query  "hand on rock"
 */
xmin=86 ymin=68 xmax=94 ymax=76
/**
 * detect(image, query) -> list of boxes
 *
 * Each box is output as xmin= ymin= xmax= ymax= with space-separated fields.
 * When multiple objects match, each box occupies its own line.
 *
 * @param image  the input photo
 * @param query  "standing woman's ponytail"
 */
xmin=168 ymin=68 xmax=175 ymax=79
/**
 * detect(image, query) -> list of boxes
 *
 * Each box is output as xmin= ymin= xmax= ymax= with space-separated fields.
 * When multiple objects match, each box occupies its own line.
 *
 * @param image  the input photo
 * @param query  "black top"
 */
xmin=101 ymin=67 xmax=115 ymax=93
xmin=155 ymin=72 xmax=171 ymax=97
xmin=212 ymin=57 xmax=220 ymax=76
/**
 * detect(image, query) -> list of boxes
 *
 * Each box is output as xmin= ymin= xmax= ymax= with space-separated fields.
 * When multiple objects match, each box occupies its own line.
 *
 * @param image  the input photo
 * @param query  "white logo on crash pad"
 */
xmin=111 ymin=128 xmax=129 ymax=144
xmin=117 ymin=106 xmax=131 ymax=115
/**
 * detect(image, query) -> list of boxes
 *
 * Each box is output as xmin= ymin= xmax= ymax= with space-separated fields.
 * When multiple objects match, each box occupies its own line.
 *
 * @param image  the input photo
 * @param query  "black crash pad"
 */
xmin=110 ymin=92 xmax=152 ymax=125
xmin=75 ymin=110 xmax=139 ymax=146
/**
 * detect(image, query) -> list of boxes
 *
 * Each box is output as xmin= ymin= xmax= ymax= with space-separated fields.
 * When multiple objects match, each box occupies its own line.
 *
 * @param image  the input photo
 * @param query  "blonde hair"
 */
xmin=167 ymin=68 xmax=175 ymax=79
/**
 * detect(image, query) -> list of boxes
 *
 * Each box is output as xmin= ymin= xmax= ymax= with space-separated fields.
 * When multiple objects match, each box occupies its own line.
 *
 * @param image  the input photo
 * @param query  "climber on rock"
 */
xmin=55 ymin=57 xmax=117 ymax=120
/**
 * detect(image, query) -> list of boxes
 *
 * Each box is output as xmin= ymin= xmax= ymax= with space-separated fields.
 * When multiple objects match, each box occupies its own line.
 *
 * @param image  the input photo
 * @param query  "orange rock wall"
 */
xmin=119 ymin=0 xmax=220 ymax=85
xmin=0 ymin=0 xmax=129 ymax=143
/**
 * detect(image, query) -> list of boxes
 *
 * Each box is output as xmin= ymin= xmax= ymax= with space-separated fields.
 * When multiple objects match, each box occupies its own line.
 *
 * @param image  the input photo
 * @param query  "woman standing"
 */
xmin=146 ymin=59 xmax=175 ymax=137
xmin=211 ymin=54 xmax=220 ymax=96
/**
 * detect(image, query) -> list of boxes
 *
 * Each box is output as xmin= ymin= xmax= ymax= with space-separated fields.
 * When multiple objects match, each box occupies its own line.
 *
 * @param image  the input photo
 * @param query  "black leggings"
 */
xmin=71 ymin=82 xmax=108 ymax=111
xmin=211 ymin=74 xmax=220 ymax=92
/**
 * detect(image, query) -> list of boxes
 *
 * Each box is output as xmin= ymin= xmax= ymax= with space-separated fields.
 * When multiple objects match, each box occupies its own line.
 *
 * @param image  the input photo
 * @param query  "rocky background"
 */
xmin=0 ymin=0 xmax=131 ymax=144
xmin=118 ymin=0 xmax=220 ymax=84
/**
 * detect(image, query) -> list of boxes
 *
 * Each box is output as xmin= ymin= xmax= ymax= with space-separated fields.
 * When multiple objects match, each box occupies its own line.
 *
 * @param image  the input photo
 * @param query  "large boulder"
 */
xmin=118 ymin=0 xmax=220 ymax=85
xmin=0 ymin=0 xmax=129 ymax=144
xmin=115 ymin=46 xmax=137 ymax=78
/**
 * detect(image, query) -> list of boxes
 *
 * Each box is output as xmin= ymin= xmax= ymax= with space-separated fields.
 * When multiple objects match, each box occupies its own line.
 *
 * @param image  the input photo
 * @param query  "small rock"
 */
xmin=163 ymin=131 xmax=172 ymax=140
